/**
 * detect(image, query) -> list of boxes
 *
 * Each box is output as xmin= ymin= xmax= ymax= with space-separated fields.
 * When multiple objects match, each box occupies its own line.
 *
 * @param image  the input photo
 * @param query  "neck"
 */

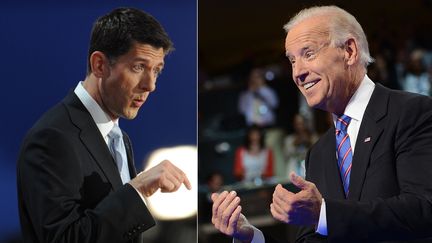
xmin=332 ymin=66 xmax=366 ymax=115
xmin=82 ymin=74 xmax=117 ymax=120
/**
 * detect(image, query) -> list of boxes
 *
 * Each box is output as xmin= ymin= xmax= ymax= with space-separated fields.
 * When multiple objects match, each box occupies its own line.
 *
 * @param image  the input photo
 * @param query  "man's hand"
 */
xmin=129 ymin=160 xmax=191 ymax=197
xmin=211 ymin=191 xmax=254 ymax=243
xmin=270 ymin=172 xmax=322 ymax=226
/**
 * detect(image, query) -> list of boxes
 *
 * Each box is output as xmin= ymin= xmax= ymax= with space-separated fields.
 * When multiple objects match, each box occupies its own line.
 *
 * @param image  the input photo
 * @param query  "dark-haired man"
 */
xmin=17 ymin=8 xmax=191 ymax=243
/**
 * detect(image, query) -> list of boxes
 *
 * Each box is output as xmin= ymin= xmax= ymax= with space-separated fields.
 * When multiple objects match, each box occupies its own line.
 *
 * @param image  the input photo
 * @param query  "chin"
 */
xmin=121 ymin=111 xmax=138 ymax=120
xmin=308 ymin=100 xmax=327 ymax=111
xmin=305 ymin=98 xmax=319 ymax=108
xmin=126 ymin=114 xmax=138 ymax=120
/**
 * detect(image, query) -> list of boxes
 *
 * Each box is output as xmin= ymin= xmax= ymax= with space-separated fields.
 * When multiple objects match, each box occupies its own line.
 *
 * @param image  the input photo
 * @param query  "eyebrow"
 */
xmin=133 ymin=57 xmax=165 ymax=68
xmin=286 ymin=45 xmax=312 ymax=58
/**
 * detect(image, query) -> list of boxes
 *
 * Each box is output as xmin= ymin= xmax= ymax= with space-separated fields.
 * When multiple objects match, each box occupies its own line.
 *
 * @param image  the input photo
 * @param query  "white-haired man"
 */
xmin=211 ymin=5 xmax=432 ymax=243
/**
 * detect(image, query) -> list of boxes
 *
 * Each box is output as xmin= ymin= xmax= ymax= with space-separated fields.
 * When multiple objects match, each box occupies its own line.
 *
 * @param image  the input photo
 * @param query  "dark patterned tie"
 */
xmin=335 ymin=115 xmax=353 ymax=197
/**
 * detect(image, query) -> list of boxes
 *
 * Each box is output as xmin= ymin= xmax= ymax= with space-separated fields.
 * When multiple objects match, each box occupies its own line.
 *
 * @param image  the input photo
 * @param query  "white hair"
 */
xmin=283 ymin=6 xmax=374 ymax=67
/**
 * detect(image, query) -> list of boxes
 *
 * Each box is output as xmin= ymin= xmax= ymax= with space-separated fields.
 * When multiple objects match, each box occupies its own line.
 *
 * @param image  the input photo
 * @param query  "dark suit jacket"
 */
xmin=295 ymin=84 xmax=432 ymax=242
xmin=17 ymin=92 xmax=155 ymax=243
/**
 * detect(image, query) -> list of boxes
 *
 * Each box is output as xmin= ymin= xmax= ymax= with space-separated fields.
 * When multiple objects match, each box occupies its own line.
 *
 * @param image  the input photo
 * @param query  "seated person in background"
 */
xmin=199 ymin=172 xmax=225 ymax=222
xmin=238 ymin=68 xmax=279 ymax=127
xmin=233 ymin=125 xmax=274 ymax=182
xmin=283 ymin=114 xmax=318 ymax=178
xmin=206 ymin=171 xmax=225 ymax=193
xmin=401 ymin=49 xmax=431 ymax=96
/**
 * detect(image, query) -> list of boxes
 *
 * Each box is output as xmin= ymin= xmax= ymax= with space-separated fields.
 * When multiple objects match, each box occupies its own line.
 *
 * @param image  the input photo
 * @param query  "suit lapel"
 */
xmin=348 ymin=114 xmax=383 ymax=200
xmin=348 ymin=84 xmax=388 ymax=200
xmin=62 ymin=92 xmax=124 ymax=190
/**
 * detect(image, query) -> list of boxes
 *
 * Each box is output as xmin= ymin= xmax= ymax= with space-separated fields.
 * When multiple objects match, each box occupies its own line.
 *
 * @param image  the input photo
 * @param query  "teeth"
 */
xmin=303 ymin=81 xmax=317 ymax=90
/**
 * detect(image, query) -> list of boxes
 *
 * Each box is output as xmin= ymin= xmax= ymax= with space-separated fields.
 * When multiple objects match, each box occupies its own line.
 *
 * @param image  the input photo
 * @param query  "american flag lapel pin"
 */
xmin=364 ymin=137 xmax=371 ymax=143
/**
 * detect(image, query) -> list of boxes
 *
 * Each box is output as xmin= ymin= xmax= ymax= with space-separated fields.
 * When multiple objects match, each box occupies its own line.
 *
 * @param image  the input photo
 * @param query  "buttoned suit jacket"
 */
xmin=17 ymin=92 xmax=155 ymax=243
xmin=294 ymin=84 xmax=432 ymax=242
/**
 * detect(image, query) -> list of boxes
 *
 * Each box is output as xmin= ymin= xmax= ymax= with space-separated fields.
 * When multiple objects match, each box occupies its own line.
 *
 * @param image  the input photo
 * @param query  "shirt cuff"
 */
xmin=251 ymin=225 xmax=265 ymax=243
xmin=316 ymin=198 xmax=327 ymax=236
xmin=233 ymin=225 xmax=265 ymax=243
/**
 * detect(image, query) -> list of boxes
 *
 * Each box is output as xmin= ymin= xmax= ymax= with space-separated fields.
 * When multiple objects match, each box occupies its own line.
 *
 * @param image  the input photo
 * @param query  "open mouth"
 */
xmin=132 ymin=99 xmax=145 ymax=107
xmin=303 ymin=80 xmax=319 ymax=90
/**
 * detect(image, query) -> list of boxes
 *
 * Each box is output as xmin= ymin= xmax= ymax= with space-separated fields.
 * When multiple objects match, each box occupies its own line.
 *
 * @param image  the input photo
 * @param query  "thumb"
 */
xmin=290 ymin=172 xmax=308 ymax=190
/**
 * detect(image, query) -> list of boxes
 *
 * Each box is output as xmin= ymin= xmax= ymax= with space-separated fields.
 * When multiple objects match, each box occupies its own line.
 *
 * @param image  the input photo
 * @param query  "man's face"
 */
xmin=100 ymin=43 xmax=165 ymax=119
xmin=285 ymin=16 xmax=349 ymax=113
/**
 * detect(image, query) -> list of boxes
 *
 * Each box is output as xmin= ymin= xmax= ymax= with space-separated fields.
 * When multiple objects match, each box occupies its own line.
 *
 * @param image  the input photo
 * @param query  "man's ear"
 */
xmin=344 ymin=38 xmax=359 ymax=66
xmin=89 ymin=51 xmax=110 ymax=79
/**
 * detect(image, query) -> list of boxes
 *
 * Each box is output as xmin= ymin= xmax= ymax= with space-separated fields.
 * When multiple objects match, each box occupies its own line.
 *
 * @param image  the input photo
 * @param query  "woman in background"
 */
xmin=233 ymin=125 xmax=274 ymax=182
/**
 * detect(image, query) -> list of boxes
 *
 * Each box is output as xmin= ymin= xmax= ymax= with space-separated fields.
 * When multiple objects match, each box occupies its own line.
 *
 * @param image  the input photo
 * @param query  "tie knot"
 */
xmin=336 ymin=114 xmax=351 ymax=133
xmin=108 ymin=124 xmax=123 ymax=140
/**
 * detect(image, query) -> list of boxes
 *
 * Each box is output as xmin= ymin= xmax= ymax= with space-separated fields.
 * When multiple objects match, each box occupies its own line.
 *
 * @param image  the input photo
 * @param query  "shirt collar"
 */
xmin=74 ymin=81 xmax=119 ymax=138
xmin=333 ymin=75 xmax=375 ymax=123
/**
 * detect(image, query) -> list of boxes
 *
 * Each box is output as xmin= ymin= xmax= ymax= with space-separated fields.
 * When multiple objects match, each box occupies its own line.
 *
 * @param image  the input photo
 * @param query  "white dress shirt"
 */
xmin=74 ymin=82 xmax=147 ymax=203
xmin=74 ymin=82 xmax=118 ymax=143
xmin=316 ymin=75 xmax=375 ymax=235
xmin=249 ymin=75 xmax=375 ymax=242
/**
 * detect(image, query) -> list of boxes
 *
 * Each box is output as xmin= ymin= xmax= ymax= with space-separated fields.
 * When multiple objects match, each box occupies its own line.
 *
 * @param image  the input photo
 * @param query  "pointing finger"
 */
xmin=170 ymin=164 xmax=192 ymax=190
xmin=183 ymin=174 xmax=192 ymax=190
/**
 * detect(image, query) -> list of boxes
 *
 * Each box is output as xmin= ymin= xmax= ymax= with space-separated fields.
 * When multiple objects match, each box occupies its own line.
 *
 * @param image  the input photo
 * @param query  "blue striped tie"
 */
xmin=335 ymin=115 xmax=353 ymax=197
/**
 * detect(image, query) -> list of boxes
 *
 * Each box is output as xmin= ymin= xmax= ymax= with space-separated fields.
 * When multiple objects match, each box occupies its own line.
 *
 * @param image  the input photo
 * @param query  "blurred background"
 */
xmin=198 ymin=0 xmax=432 ymax=242
xmin=0 ymin=0 xmax=196 ymax=242
xmin=2 ymin=0 xmax=432 ymax=242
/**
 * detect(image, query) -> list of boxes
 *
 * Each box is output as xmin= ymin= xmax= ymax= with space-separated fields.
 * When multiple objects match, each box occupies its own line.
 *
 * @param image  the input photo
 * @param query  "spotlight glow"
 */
xmin=143 ymin=146 xmax=197 ymax=220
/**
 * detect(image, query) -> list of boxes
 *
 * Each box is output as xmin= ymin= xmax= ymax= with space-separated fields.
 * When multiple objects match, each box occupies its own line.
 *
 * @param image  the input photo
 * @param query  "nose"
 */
xmin=292 ymin=60 xmax=308 ymax=83
xmin=139 ymin=72 xmax=156 ymax=92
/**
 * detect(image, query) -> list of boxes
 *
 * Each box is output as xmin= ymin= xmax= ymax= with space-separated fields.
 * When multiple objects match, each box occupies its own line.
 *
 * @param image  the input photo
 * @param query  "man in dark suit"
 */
xmin=210 ymin=6 xmax=432 ymax=243
xmin=17 ymin=8 xmax=191 ymax=243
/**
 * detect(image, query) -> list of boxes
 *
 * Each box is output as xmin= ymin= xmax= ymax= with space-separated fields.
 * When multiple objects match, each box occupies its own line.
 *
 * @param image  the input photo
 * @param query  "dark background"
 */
xmin=198 ymin=0 xmax=432 ymax=185
xmin=0 ymin=0 xmax=196 ymax=241
xmin=199 ymin=0 xmax=432 ymax=73
xmin=198 ymin=1 xmax=432 ymax=242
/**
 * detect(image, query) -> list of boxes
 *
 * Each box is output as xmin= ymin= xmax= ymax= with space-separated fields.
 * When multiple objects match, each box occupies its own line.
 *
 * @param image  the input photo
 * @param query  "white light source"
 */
xmin=143 ymin=146 xmax=197 ymax=220
xmin=265 ymin=70 xmax=275 ymax=81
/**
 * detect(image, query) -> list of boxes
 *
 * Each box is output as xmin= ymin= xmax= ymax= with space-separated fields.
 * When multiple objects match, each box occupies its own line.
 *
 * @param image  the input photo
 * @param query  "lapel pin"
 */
xmin=364 ymin=137 xmax=371 ymax=143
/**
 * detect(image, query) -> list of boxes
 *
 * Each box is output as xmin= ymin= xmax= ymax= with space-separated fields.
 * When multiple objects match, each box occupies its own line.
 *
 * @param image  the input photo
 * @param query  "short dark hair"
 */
xmin=87 ymin=7 xmax=174 ymax=75
xmin=244 ymin=125 xmax=266 ymax=150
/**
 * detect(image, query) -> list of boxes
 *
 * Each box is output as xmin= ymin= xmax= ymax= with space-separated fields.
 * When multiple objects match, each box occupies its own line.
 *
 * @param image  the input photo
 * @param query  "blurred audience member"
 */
xmin=206 ymin=171 xmax=224 ymax=193
xmin=233 ymin=125 xmax=274 ymax=182
xmin=394 ymin=47 xmax=409 ymax=89
xmin=238 ymin=68 xmax=279 ymax=127
xmin=283 ymin=114 xmax=318 ymax=178
xmin=401 ymin=49 xmax=431 ymax=95
xmin=368 ymin=54 xmax=388 ymax=85
xmin=199 ymin=172 xmax=225 ymax=222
